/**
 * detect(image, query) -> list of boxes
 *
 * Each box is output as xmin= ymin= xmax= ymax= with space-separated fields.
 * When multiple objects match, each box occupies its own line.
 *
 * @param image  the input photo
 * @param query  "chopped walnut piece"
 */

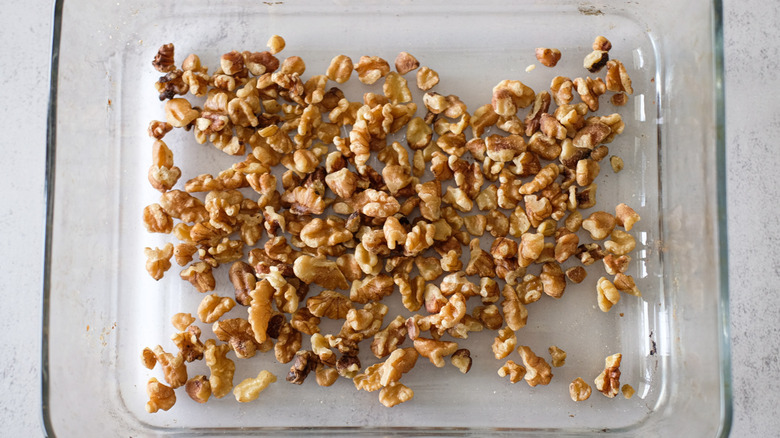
xmin=614 ymin=273 xmax=642 ymax=297
xmin=450 ymin=348 xmax=472 ymax=374
xmin=565 ymin=266 xmax=587 ymax=284
xmin=622 ymin=384 xmax=636 ymax=399
xmin=212 ymin=318 xmax=259 ymax=359
xmin=518 ymin=345 xmax=553 ymax=387
xmin=413 ymin=337 xmax=458 ymax=368
xmin=605 ymin=229 xmax=636 ymax=256
xmin=595 ymin=353 xmax=622 ymax=398
xmin=379 ymin=347 xmax=419 ymax=386
xmin=569 ymin=377 xmax=592 ymax=402
xmin=184 ymin=375 xmax=211 ymax=404
xmin=615 ymin=203 xmax=641 ymax=231
xmin=293 ymin=254 xmax=349 ymax=290
xmin=143 ymin=203 xmax=173 ymax=234
xmin=535 ymin=48 xmax=561 ymax=67
xmin=350 ymin=274 xmax=394 ymax=304
xmin=286 ymin=350 xmax=318 ymax=385
xmin=582 ymin=211 xmax=616 ymax=241
xmin=573 ymin=77 xmax=606 ymax=112
xmin=150 ymin=345 xmax=188 ymax=388
xmin=416 ymin=66 xmax=439 ymax=91
xmin=498 ymin=360 xmax=527 ymax=384
xmin=203 ymin=339 xmax=235 ymax=399
xmin=145 ymin=378 xmax=176 ymax=413
xmin=144 ymin=243 xmax=174 ymax=281
xmin=307 ymin=290 xmax=353 ymax=319
xmin=605 ymin=60 xmax=633 ymax=94
xmin=597 ymin=276 xmax=621 ymax=312
xmin=229 ymin=261 xmax=256 ymax=306
xmin=234 ymin=370 xmax=277 ymax=402
xmin=354 ymin=55 xmax=390 ymax=85
xmin=371 ymin=315 xmax=407 ymax=359
xmin=379 ymin=382 xmax=414 ymax=408
xmin=181 ymin=262 xmax=216 ymax=293
xmin=492 ymin=79 xmax=535 ymax=117
xmin=548 ymin=346 xmax=567 ymax=367
xmin=394 ymin=52 xmax=420 ymax=74
xmin=584 ymin=50 xmax=609 ymax=73
xmin=492 ymin=327 xmax=517 ymax=360
xmin=197 ymin=293 xmax=236 ymax=324
xmin=540 ymin=262 xmax=566 ymax=299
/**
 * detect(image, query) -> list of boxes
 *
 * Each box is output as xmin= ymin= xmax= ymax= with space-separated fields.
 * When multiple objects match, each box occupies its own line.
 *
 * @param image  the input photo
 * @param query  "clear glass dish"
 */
xmin=43 ymin=0 xmax=729 ymax=436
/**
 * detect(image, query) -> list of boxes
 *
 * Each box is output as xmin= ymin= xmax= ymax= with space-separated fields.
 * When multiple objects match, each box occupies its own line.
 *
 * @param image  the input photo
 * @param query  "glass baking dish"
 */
xmin=42 ymin=0 xmax=729 ymax=436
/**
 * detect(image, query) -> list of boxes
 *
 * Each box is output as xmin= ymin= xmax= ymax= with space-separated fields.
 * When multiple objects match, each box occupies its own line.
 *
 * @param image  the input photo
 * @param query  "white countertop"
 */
xmin=1 ymin=0 xmax=777 ymax=435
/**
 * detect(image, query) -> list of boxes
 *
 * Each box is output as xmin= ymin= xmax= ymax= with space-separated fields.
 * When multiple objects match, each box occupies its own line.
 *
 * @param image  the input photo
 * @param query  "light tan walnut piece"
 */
xmin=595 ymin=353 xmax=622 ymax=398
xmin=300 ymin=217 xmax=353 ymax=248
xmin=384 ymin=72 xmax=413 ymax=104
xmin=326 ymin=54 xmax=353 ymax=83
xmin=593 ymin=35 xmax=612 ymax=51
xmin=248 ymin=279 xmax=275 ymax=344
xmin=350 ymin=274 xmax=394 ymax=304
xmin=605 ymin=60 xmax=633 ymax=94
xmin=597 ymin=276 xmax=621 ymax=312
xmin=535 ymin=47 xmax=561 ymax=67
xmin=325 ymin=168 xmax=358 ymax=199
xmin=164 ymin=98 xmax=199 ymax=128
xmin=197 ymin=294 xmax=236 ymax=324
xmin=275 ymin=321 xmax=302 ymax=364
xmin=575 ymin=158 xmax=600 ymax=186
xmin=143 ymin=203 xmax=173 ymax=234
xmin=212 ymin=318 xmax=260 ymax=359
xmin=316 ymin=365 xmax=339 ymax=387
xmin=413 ymin=337 xmax=459 ymax=368
xmin=555 ymin=232 xmax=579 ymax=263
xmin=518 ymin=345 xmax=553 ymax=387
xmin=615 ymin=203 xmax=641 ymax=230
xmin=148 ymin=140 xmax=181 ymax=192
xmin=293 ymin=254 xmax=349 ymax=290
xmin=605 ymin=229 xmax=636 ymax=256
xmin=185 ymin=375 xmax=211 ymax=404
xmin=371 ymin=315 xmax=408 ymax=359
xmin=233 ymin=370 xmax=277 ymax=402
xmin=550 ymin=76 xmax=574 ymax=106
xmin=159 ymin=190 xmax=209 ymax=224
xmin=394 ymin=51 xmax=420 ymax=74
xmin=449 ymin=348 xmax=472 ymax=374
xmin=492 ymin=327 xmax=517 ymax=360
xmin=416 ymin=66 xmax=439 ymax=91
xmin=548 ymin=346 xmax=567 ymax=367
xmin=307 ymin=290 xmax=353 ymax=319
xmin=171 ymin=326 xmax=205 ymax=362
xmin=582 ymin=211 xmax=617 ymax=240
xmin=352 ymin=189 xmax=400 ymax=218
xmin=540 ymin=262 xmax=566 ymax=299
xmin=355 ymin=242 xmax=381 ymax=276
xmin=492 ymin=79 xmax=535 ymax=117
xmin=379 ymin=381 xmax=414 ymax=407
xmin=565 ymin=266 xmax=588 ymax=284
xmin=229 ymin=261 xmax=256 ymax=306
xmin=145 ymin=378 xmax=176 ymax=413
xmin=180 ymin=262 xmax=216 ymax=293
xmin=614 ymin=273 xmax=642 ymax=297
xmin=573 ymin=77 xmax=606 ymax=112
xmin=498 ymin=360 xmax=527 ymax=384
xmin=622 ymin=384 xmax=636 ymax=399
xmin=584 ymin=50 xmax=609 ymax=73
xmin=171 ymin=312 xmax=195 ymax=331
xmin=355 ymin=55 xmax=390 ymax=85
xmin=204 ymin=339 xmax=235 ymax=399
xmin=150 ymin=345 xmax=188 ymax=388
xmin=353 ymin=363 xmax=383 ymax=392
xmin=144 ymin=243 xmax=174 ymax=281
xmin=569 ymin=377 xmax=592 ymax=401
xmin=501 ymin=286 xmax=528 ymax=331
xmin=379 ymin=347 xmax=419 ymax=386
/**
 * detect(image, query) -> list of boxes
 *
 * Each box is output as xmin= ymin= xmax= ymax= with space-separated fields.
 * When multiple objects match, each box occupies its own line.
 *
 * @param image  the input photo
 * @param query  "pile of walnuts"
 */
xmin=142 ymin=35 xmax=641 ymax=412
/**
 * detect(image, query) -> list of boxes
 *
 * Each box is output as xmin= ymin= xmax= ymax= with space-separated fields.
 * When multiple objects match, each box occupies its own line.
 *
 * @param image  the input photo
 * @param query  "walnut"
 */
xmin=492 ymin=327 xmax=517 ymax=360
xmin=370 ymin=315 xmax=407 ymax=359
xmin=145 ymin=378 xmax=176 ymax=413
xmin=171 ymin=326 xmax=205 ymax=362
xmin=550 ymin=76 xmax=574 ymax=106
xmin=518 ymin=345 xmax=553 ymax=387
xmin=152 ymin=43 xmax=176 ymax=73
xmin=501 ymin=286 xmax=528 ymax=330
xmin=354 ymin=55 xmax=390 ymax=84
xmin=202 ymin=339 xmax=235 ymax=399
xmin=485 ymin=134 xmax=526 ymax=163
xmin=595 ymin=353 xmax=622 ymax=398
xmin=605 ymin=229 xmax=636 ymax=256
xmin=247 ymin=279 xmax=275 ymax=344
xmin=299 ymin=217 xmax=352 ymax=248
xmin=293 ymin=254 xmax=349 ymax=290
xmin=535 ymin=47 xmax=561 ymax=67
xmin=383 ymin=72 xmax=413 ymax=104
xmin=307 ymin=290 xmax=353 ymax=319
xmin=313 ymin=365 xmax=338 ymax=387
xmin=573 ymin=77 xmax=606 ymax=112
xmin=160 ymin=190 xmax=209 ymax=224
xmin=498 ymin=360 xmax=527 ymax=384
xmin=416 ymin=66 xmax=439 ymax=90
xmin=144 ymin=243 xmax=173 ymax=281
xmin=403 ymin=221 xmax=435 ymax=256
xmin=290 ymin=307 xmax=320 ymax=336
xmin=275 ymin=321 xmax=302 ymax=364
xmin=582 ymin=211 xmax=617 ymax=240
xmin=350 ymin=274 xmax=394 ymax=304
xmin=492 ymin=79 xmax=535 ymax=117
xmin=336 ymin=354 xmax=361 ymax=378
xmin=612 ymin=203 xmax=641 ymax=231
xmin=390 ymin=51 xmax=420 ymax=75
xmin=539 ymin=262 xmax=565 ymax=299
xmin=575 ymin=184 xmax=598 ymax=210
xmin=413 ymin=337 xmax=458 ymax=368
xmin=286 ymin=350 xmax=318 ymax=385
xmin=462 ymin=239 xmax=494 ymax=278
xmin=210 ymin=318 xmax=258 ymax=359
xmin=142 ymin=203 xmax=173 ymax=234
xmin=562 ymin=266 xmax=586 ymax=284
xmin=605 ymin=60 xmax=633 ymax=94
xmin=340 ymin=302 xmax=388 ymax=343
xmin=183 ymin=375 xmax=211 ymax=404
xmin=614 ymin=273 xmax=642 ymax=297
xmin=584 ymin=50 xmax=609 ymax=73
xmin=233 ymin=370 xmax=277 ymax=402
xmin=351 ymin=189 xmax=400 ymax=218
xmin=325 ymin=168 xmax=358 ymax=199
xmin=597 ymin=276 xmax=621 ymax=312
xmin=578 ymin=242 xmax=605 ymax=266
xmin=164 ymin=97 xmax=199 ymax=128
xmin=622 ymin=384 xmax=636 ymax=399
xmin=569 ymin=377 xmax=592 ymax=401
xmin=226 ymin=261 xmax=255 ymax=306
xmin=180 ymin=262 xmax=216 ymax=293
xmin=377 ymin=347 xmax=419 ymax=387
xmin=548 ymin=346 xmax=567 ymax=367
xmin=197 ymin=293 xmax=236 ymax=324
xmin=379 ymin=382 xmax=414 ymax=408
xmin=150 ymin=345 xmax=188 ymax=388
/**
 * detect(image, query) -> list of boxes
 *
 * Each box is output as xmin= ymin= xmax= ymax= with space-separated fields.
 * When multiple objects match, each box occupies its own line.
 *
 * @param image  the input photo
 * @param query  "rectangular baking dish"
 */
xmin=43 ymin=0 xmax=730 ymax=435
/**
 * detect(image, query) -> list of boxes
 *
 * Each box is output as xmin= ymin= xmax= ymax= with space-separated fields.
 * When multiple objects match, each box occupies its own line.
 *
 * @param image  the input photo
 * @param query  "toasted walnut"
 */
xmin=595 ymin=353 xmax=622 ymax=398
xmin=416 ymin=66 xmax=439 ymax=91
xmin=350 ymin=274 xmax=394 ymax=304
xmin=228 ymin=261 xmax=255 ymax=306
xmin=181 ymin=262 xmax=216 ymax=293
xmin=605 ymin=60 xmax=633 ymax=94
xmin=447 ymin=348 xmax=472 ymax=374
xmin=383 ymin=72 xmax=412 ymax=104
xmin=197 ymin=294 xmax=236 ymax=324
xmin=592 ymin=35 xmax=612 ymax=51
xmin=142 ymin=203 xmax=173 ymax=234
xmin=144 ymin=243 xmax=173 ymax=281
xmin=573 ymin=77 xmax=606 ymax=112
xmin=275 ymin=321 xmax=302 ymax=364
xmin=211 ymin=318 xmax=257 ymax=359
xmin=247 ymin=279 xmax=274 ymax=344
xmin=145 ymin=378 xmax=176 ymax=413
xmin=538 ymin=262 xmax=565 ymax=299
xmin=307 ymin=290 xmax=353 ymax=320
xmin=597 ymin=276 xmax=620 ymax=312
xmin=152 ymin=43 xmax=176 ymax=73
xmin=370 ymin=315 xmax=407 ymax=359
xmin=170 ymin=313 xmax=195 ymax=332
xmin=584 ymin=50 xmax=609 ymax=73
xmin=600 ymin=254 xmax=629 ymax=276
xmin=518 ymin=345 xmax=553 ymax=387
xmin=498 ymin=360 xmax=527 ymax=384
xmin=548 ymin=346 xmax=567 ymax=367
xmin=535 ymin=47 xmax=561 ymax=67
xmin=293 ymin=254 xmax=349 ymax=290
xmin=612 ymin=203 xmax=641 ymax=231
xmin=286 ymin=351 xmax=318 ymax=385
xmin=492 ymin=327 xmax=517 ymax=360
xmin=354 ymin=55 xmax=390 ymax=85
xmin=392 ymin=51 xmax=419 ymax=75
xmin=485 ymin=134 xmax=526 ymax=163
xmin=570 ymin=377 xmax=592 ymax=402
xmin=604 ymin=229 xmax=636 ymax=256
xmin=413 ymin=337 xmax=458 ymax=368
xmin=582 ymin=211 xmax=616 ymax=240
xmin=550 ymin=76 xmax=574 ymax=106
xmin=610 ymin=93 xmax=628 ymax=106
xmin=379 ymin=382 xmax=414 ymax=408
xmin=562 ymin=266 xmax=586 ymax=285
xmin=492 ymin=79 xmax=535 ymax=117
xmin=614 ymin=273 xmax=642 ymax=297
xmin=378 ymin=347 xmax=419 ymax=387
xmin=232 ymin=370 xmax=276 ymax=403
xmin=182 ymin=375 xmax=211 ymax=404
xmin=149 ymin=345 xmax=187 ymax=389
xmin=352 ymin=189 xmax=400 ymax=218
xmin=164 ymin=97 xmax=199 ymax=128
xmin=203 ymin=339 xmax=235 ymax=399
xmin=574 ymin=158 xmax=599 ymax=187
xmin=312 ymin=364 xmax=338 ymax=387
xmin=622 ymin=384 xmax=636 ymax=399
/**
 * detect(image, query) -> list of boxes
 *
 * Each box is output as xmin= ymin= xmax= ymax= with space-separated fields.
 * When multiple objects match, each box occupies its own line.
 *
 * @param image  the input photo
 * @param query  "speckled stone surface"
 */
xmin=0 ymin=0 xmax=777 ymax=436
